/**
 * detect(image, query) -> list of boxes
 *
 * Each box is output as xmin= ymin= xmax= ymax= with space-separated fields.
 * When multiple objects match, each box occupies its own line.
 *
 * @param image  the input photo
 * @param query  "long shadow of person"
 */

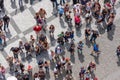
xmin=75 ymin=26 xmax=81 ymax=37
xmin=19 ymin=0 xmax=24 ymax=12
xmin=52 ymin=7 xmax=58 ymax=17
xmin=10 ymin=0 xmax=17 ymax=9
xmin=20 ymin=52 xmax=26 ymax=62
xmin=97 ymin=23 xmax=105 ymax=34
xmin=107 ymin=24 xmax=116 ymax=40
xmin=78 ymin=52 xmax=85 ymax=63
xmin=45 ymin=71 xmax=51 ymax=80
xmin=50 ymin=35 xmax=56 ymax=46
xmin=90 ymin=53 xmax=100 ymax=64
xmin=59 ymin=18 xmax=66 ymax=28
xmin=85 ymin=38 xmax=92 ymax=48
xmin=70 ymin=54 xmax=75 ymax=63
xmin=24 ymin=0 xmax=29 ymax=3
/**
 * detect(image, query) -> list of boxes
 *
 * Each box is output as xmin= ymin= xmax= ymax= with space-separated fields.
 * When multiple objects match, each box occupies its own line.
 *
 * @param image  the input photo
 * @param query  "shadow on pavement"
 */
xmin=50 ymin=36 xmax=56 ymax=46
xmin=75 ymin=27 xmax=81 ymax=37
xmin=85 ymin=38 xmax=92 ymax=48
xmin=107 ymin=24 xmax=116 ymax=41
xmin=90 ymin=54 xmax=100 ymax=64
xmin=70 ymin=54 xmax=75 ymax=63
xmin=19 ymin=6 xmax=24 ymax=12
xmin=97 ymin=24 xmax=105 ymax=34
xmin=59 ymin=18 xmax=66 ymax=28
xmin=45 ymin=72 xmax=50 ymax=80
xmin=78 ymin=53 xmax=85 ymax=63
xmin=24 ymin=0 xmax=29 ymax=3
xmin=10 ymin=0 xmax=17 ymax=9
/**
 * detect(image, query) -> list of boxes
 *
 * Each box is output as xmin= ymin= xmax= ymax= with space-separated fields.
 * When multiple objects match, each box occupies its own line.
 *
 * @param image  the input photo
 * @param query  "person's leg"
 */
xmin=4 ymin=23 xmax=6 ymax=31
xmin=90 ymin=35 xmax=93 ymax=42
xmin=7 ymin=22 xmax=9 ymax=29
xmin=93 ymin=37 xmax=96 ymax=43
xmin=63 ymin=0 xmax=65 ymax=4
xmin=107 ymin=24 xmax=111 ymax=32
xmin=55 ymin=0 xmax=58 ymax=9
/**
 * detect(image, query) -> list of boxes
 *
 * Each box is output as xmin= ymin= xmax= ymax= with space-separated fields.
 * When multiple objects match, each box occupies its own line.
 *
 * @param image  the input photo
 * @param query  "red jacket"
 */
xmin=74 ymin=16 xmax=81 ymax=24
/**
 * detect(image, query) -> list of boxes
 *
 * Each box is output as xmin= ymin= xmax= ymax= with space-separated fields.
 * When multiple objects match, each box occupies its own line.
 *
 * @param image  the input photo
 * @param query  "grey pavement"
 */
xmin=0 ymin=0 xmax=120 ymax=80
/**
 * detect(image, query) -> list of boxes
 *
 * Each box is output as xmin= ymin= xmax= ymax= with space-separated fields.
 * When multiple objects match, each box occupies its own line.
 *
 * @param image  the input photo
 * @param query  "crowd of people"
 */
xmin=0 ymin=0 xmax=119 ymax=80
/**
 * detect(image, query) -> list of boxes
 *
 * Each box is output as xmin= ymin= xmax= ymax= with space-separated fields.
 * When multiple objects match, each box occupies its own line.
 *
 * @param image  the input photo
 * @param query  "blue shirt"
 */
xmin=58 ymin=8 xmax=64 ymax=14
xmin=93 ymin=44 xmax=99 ymax=52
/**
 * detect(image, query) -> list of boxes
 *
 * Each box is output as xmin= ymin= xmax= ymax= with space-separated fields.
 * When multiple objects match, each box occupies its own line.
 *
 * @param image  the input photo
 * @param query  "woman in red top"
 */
xmin=74 ymin=15 xmax=81 ymax=28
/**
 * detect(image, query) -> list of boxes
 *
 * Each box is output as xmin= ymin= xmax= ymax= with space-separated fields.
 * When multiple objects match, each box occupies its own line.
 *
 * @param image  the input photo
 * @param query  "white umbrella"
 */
xmin=7 ymin=76 xmax=17 ymax=80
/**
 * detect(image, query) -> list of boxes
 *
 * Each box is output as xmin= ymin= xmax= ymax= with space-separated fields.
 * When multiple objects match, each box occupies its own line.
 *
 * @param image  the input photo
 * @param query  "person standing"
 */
xmin=3 ymin=15 xmax=10 ymax=32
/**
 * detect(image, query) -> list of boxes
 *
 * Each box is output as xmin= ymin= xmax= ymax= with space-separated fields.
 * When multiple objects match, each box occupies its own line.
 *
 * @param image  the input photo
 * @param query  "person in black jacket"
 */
xmin=3 ymin=15 xmax=10 ymax=32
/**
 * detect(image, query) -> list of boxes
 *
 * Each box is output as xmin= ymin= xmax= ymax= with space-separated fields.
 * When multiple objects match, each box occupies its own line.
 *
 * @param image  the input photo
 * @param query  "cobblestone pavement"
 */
xmin=0 ymin=0 xmax=120 ymax=80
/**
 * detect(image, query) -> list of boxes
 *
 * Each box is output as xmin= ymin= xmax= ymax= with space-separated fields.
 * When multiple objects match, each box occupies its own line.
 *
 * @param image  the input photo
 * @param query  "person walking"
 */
xmin=90 ymin=30 xmax=99 ymax=43
xmin=77 ymin=41 xmax=84 ymax=54
xmin=74 ymin=15 xmax=81 ymax=28
xmin=106 ymin=13 xmax=115 ymax=32
xmin=91 ymin=43 xmax=100 ymax=55
xmin=3 ymin=15 xmax=10 ymax=32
